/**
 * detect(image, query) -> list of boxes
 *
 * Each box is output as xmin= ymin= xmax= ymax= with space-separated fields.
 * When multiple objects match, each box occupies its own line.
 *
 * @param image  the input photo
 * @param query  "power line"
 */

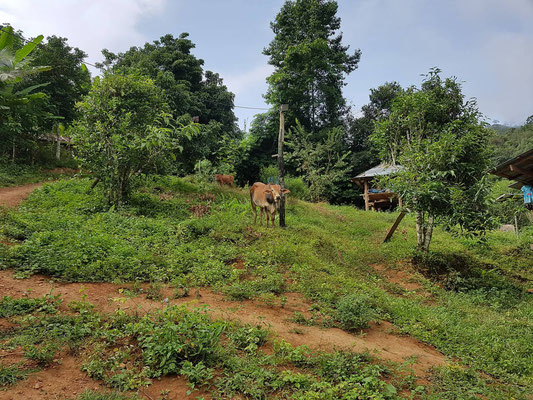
xmin=233 ymin=105 xmax=270 ymax=110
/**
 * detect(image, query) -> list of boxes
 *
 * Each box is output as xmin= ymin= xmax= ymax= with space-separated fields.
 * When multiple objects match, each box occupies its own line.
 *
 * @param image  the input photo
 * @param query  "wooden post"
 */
xmin=278 ymin=104 xmax=288 ymax=227
xmin=363 ymin=179 xmax=369 ymax=211
xmin=384 ymin=212 xmax=406 ymax=243
xmin=514 ymin=213 xmax=519 ymax=240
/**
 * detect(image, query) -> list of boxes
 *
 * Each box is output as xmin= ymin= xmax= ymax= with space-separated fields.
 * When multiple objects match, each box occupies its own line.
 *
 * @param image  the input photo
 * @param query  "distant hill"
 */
xmin=488 ymin=124 xmax=512 ymax=134
xmin=489 ymin=122 xmax=533 ymax=165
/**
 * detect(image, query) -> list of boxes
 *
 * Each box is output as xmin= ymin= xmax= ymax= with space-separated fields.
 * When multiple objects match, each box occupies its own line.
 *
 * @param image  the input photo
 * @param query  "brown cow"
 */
xmin=214 ymin=174 xmax=234 ymax=187
xmin=250 ymin=182 xmax=290 ymax=227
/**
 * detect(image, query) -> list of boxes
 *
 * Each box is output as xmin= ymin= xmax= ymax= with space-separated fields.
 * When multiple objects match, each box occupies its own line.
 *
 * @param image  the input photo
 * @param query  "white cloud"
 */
xmin=480 ymin=32 xmax=533 ymax=124
xmin=0 ymin=0 xmax=168 ymax=73
xmin=223 ymin=64 xmax=273 ymax=97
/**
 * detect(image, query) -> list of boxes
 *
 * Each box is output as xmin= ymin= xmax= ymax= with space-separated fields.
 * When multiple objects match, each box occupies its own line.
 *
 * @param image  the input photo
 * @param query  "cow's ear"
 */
xmin=281 ymin=189 xmax=290 ymax=194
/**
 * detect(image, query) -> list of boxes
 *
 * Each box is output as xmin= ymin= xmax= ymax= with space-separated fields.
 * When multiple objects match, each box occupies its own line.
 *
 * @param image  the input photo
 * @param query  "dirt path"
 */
xmin=0 ymin=183 xmax=43 ymax=208
xmin=0 ymin=270 xmax=447 ymax=399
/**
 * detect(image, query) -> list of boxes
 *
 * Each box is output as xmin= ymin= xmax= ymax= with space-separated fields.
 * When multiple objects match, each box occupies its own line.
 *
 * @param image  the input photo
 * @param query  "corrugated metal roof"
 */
xmin=352 ymin=163 xmax=403 ymax=180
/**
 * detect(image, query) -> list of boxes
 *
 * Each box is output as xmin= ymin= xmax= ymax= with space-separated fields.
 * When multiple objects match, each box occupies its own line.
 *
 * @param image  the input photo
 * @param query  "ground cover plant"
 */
xmin=0 ymin=177 xmax=532 ymax=399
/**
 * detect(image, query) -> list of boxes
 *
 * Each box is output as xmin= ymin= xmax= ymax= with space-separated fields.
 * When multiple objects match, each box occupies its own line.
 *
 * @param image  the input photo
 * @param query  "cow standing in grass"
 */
xmin=250 ymin=182 xmax=290 ymax=227
xmin=215 ymin=174 xmax=234 ymax=187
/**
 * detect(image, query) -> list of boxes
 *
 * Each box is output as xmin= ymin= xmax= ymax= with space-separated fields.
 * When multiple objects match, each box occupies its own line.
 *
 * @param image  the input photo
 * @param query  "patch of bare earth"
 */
xmin=373 ymin=263 xmax=433 ymax=298
xmin=0 ymin=183 xmax=43 ymax=208
xmin=0 ymin=270 xmax=447 ymax=395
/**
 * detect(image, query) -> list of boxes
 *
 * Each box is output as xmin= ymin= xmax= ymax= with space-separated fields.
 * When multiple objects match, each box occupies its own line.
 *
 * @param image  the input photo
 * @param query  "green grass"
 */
xmin=0 ymin=176 xmax=532 ymax=398
xmin=0 ymin=163 xmax=66 ymax=187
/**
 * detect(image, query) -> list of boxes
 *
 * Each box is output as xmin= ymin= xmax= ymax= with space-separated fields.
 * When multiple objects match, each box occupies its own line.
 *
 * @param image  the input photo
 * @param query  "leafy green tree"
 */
xmin=0 ymin=26 xmax=52 ymax=160
xmin=371 ymin=69 xmax=493 ymax=252
xmin=264 ymin=0 xmax=360 ymax=134
xmin=234 ymin=111 xmax=279 ymax=185
xmin=22 ymin=35 xmax=91 ymax=125
xmin=286 ymin=122 xmax=351 ymax=202
xmin=344 ymin=82 xmax=403 ymax=178
xmin=71 ymin=74 xmax=196 ymax=206
xmin=98 ymin=34 xmax=237 ymax=136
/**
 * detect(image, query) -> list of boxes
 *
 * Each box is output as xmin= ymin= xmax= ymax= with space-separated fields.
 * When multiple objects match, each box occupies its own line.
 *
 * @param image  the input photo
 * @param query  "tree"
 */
xmin=286 ymin=122 xmax=351 ymax=202
xmin=264 ymin=0 xmax=360 ymax=134
xmin=22 ymin=35 xmax=91 ymax=125
xmin=344 ymin=82 xmax=403 ymax=177
xmin=98 ymin=34 xmax=237 ymax=136
xmin=0 ymin=26 xmax=52 ymax=160
xmin=71 ymin=74 xmax=196 ymax=206
xmin=526 ymin=115 xmax=533 ymax=126
xmin=371 ymin=69 xmax=493 ymax=252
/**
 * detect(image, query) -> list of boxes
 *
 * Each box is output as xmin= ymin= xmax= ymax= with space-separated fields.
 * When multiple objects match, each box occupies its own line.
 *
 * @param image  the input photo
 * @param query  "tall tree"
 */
xmin=264 ymin=0 xmax=360 ymax=134
xmin=371 ymin=69 xmax=493 ymax=252
xmin=98 ymin=33 xmax=237 ymax=135
xmin=22 ymin=35 xmax=91 ymax=125
xmin=344 ymin=82 xmax=403 ymax=174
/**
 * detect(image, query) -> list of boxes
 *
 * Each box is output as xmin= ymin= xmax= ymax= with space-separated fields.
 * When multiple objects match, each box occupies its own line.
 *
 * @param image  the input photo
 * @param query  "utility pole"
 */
xmin=278 ymin=104 xmax=288 ymax=227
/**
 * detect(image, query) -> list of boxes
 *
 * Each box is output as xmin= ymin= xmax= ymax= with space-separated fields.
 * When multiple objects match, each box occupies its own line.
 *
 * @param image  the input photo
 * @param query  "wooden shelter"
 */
xmin=490 ymin=148 xmax=533 ymax=187
xmin=351 ymin=163 xmax=403 ymax=211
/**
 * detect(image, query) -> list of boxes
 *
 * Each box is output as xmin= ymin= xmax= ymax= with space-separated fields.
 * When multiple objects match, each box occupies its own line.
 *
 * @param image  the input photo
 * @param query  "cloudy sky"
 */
xmin=1 ymin=0 xmax=532 ymax=128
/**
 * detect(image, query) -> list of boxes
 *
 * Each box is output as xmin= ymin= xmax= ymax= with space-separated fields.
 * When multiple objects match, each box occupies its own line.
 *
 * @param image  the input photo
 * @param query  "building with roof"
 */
xmin=350 ymin=163 xmax=403 ymax=211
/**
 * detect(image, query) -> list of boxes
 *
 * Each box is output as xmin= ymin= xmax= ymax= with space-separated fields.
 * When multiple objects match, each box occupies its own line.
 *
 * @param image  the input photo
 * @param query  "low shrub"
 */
xmin=336 ymin=293 xmax=377 ymax=331
xmin=0 ymin=295 xmax=61 ymax=317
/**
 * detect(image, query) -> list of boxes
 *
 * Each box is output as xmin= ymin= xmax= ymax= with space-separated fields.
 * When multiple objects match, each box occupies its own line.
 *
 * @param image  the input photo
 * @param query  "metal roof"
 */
xmin=490 ymin=148 xmax=533 ymax=186
xmin=351 ymin=163 xmax=403 ymax=181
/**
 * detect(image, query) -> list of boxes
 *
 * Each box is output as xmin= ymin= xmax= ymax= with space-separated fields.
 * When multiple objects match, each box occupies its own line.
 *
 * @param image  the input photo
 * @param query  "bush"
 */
xmin=336 ymin=293 xmax=377 ymax=331
xmin=133 ymin=306 xmax=226 ymax=377
xmin=260 ymin=165 xmax=279 ymax=184
xmin=285 ymin=176 xmax=310 ymax=200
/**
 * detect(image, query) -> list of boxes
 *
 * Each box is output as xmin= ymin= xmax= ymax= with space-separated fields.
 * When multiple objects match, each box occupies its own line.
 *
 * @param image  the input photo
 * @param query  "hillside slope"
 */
xmin=0 ymin=177 xmax=531 ymax=399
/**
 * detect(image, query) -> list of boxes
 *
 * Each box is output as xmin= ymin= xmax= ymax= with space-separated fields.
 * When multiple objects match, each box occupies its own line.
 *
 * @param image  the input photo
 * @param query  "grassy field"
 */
xmin=0 ymin=176 xmax=532 ymax=399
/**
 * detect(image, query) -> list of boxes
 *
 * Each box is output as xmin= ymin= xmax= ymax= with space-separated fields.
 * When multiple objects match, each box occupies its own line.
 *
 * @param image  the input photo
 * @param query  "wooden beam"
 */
xmin=364 ymin=180 xmax=369 ymax=211
xmin=509 ymin=164 xmax=533 ymax=178
xmin=383 ymin=212 xmax=406 ymax=243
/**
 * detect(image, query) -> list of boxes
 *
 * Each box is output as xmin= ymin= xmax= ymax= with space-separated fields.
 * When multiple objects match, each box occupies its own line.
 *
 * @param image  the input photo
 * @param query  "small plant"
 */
xmin=336 ymin=293 xmax=377 ymax=331
xmin=180 ymin=361 xmax=213 ymax=388
xmin=0 ymin=363 xmax=30 ymax=387
xmin=227 ymin=325 xmax=268 ymax=353
xmin=75 ymin=389 xmax=141 ymax=400
xmin=146 ymin=282 xmax=163 ymax=300
xmin=0 ymin=295 xmax=61 ymax=317
xmin=24 ymin=343 xmax=59 ymax=366
xmin=257 ymin=292 xmax=278 ymax=307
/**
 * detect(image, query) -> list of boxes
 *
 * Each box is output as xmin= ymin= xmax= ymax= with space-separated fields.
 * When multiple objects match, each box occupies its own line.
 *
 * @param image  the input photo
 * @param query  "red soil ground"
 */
xmin=0 ymin=183 xmax=43 ymax=208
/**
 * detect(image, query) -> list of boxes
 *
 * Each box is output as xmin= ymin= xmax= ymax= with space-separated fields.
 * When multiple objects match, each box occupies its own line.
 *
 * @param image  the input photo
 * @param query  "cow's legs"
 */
xmin=252 ymin=204 xmax=257 ymax=224
xmin=271 ymin=213 xmax=275 ymax=227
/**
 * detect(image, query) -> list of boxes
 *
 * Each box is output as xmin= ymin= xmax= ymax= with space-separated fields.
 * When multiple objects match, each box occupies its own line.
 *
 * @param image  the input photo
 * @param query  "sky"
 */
xmin=1 ymin=0 xmax=532 ymax=128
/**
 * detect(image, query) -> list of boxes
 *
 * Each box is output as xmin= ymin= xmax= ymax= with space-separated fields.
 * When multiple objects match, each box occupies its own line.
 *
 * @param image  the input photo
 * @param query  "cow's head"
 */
xmin=265 ymin=184 xmax=290 ymax=207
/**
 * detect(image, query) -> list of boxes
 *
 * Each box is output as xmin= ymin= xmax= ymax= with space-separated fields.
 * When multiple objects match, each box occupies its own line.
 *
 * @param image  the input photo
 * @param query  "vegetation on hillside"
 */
xmin=1 ymin=178 xmax=531 ymax=398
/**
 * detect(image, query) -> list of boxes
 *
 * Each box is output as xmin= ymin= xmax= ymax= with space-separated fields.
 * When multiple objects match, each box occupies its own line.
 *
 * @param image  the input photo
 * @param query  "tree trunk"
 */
xmin=416 ymin=211 xmax=434 ymax=252
xmin=56 ymin=125 xmax=61 ymax=161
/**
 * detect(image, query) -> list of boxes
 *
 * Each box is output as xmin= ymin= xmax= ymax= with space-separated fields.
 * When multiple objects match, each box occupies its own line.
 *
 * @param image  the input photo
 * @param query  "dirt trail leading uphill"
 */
xmin=0 ymin=183 xmax=43 ymax=208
